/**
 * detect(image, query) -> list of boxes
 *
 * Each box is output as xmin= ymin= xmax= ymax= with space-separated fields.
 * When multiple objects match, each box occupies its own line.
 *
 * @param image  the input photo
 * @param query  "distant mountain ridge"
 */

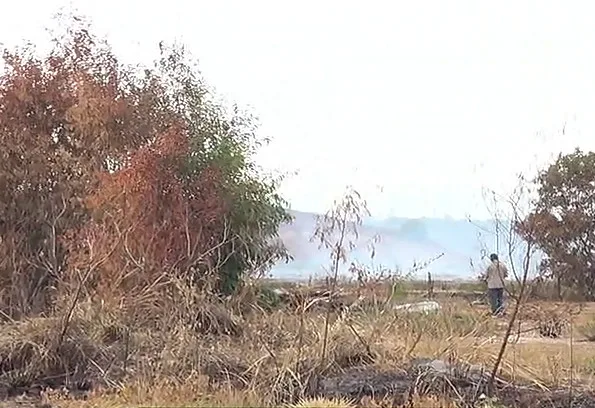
xmin=270 ymin=209 xmax=538 ymax=281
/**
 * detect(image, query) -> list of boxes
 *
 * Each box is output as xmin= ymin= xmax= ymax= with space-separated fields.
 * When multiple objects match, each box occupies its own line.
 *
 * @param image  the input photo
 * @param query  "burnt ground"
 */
xmin=2 ymin=358 xmax=595 ymax=408
xmin=314 ymin=358 xmax=595 ymax=408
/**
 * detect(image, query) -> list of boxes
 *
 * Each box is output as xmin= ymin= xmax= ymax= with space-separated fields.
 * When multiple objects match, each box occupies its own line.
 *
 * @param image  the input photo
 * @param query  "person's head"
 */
xmin=490 ymin=253 xmax=499 ymax=262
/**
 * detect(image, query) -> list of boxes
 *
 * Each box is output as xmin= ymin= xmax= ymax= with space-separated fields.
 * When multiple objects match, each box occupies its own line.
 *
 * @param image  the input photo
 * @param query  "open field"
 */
xmin=1 ymin=12 xmax=595 ymax=408
xmin=2 ymin=282 xmax=595 ymax=408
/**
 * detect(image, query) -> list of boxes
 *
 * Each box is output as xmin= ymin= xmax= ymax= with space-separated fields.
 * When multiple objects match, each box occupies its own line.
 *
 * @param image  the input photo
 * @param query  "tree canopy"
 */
xmin=520 ymin=148 xmax=595 ymax=299
xmin=0 ymin=16 xmax=291 ymax=317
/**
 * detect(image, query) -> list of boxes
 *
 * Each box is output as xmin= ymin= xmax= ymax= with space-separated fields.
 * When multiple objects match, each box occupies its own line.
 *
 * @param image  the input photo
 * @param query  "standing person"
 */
xmin=483 ymin=253 xmax=508 ymax=316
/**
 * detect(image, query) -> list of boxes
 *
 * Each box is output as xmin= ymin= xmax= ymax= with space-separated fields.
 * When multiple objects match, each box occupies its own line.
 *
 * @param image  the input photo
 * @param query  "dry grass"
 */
xmin=2 ymin=284 xmax=595 ymax=407
xmin=578 ymin=317 xmax=595 ymax=342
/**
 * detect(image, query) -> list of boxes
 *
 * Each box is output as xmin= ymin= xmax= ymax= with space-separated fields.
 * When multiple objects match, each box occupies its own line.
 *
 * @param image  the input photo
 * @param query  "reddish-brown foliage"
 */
xmin=0 ymin=20 xmax=228 ymax=316
xmin=0 ymin=27 xmax=151 ymax=316
xmin=68 ymin=124 xmax=229 ymax=296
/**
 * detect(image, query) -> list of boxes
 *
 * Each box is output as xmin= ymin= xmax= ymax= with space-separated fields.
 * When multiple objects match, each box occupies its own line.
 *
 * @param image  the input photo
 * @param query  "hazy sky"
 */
xmin=3 ymin=1 xmax=595 ymax=219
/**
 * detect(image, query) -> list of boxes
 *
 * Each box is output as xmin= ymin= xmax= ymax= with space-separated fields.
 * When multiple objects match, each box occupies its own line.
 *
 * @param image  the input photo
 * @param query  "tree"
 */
xmin=0 ymin=15 xmax=291 ymax=316
xmin=0 ymin=20 xmax=157 ymax=316
xmin=150 ymin=44 xmax=292 ymax=294
xmin=520 ymin=148 xmax=595 ymax=300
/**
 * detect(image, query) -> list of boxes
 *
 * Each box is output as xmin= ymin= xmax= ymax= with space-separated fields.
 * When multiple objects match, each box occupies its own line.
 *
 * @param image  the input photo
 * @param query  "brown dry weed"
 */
xmin=0 ymin=285 xmax=591 ymax=408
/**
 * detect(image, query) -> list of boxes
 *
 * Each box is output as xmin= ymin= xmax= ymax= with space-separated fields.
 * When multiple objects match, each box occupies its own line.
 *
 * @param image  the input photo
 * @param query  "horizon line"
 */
xmin=286 ymin=208 xmax=511 ymax=223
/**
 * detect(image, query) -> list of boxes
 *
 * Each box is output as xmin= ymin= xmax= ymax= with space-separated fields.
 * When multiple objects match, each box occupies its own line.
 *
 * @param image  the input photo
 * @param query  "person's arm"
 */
xmin=479 ymin=264 xmax=490 ymax=282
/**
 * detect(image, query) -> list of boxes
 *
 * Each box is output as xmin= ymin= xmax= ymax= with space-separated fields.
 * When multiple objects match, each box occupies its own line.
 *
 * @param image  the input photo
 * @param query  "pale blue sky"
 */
xmin=3 ymin=1 xmax=595 ymax=219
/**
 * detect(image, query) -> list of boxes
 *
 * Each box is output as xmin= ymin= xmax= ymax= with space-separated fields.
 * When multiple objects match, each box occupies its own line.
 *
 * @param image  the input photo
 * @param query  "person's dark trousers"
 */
xmin=488 ymin=288 xmax=504 ymax=315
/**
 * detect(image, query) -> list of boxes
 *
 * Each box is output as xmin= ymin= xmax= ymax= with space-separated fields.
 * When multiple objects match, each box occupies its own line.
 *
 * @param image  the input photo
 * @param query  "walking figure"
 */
xmin=482 ymin=253 xmax=508 ymax=316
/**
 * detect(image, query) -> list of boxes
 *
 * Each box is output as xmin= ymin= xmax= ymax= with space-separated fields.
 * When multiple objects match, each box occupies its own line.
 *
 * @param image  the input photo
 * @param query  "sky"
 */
xmin=2 ymin=1 xmax=595 ymax=220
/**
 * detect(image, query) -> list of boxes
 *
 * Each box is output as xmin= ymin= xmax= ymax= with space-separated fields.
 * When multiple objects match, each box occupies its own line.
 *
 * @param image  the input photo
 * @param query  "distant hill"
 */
xmin=269 ymin=210 xmax=539 ymax=281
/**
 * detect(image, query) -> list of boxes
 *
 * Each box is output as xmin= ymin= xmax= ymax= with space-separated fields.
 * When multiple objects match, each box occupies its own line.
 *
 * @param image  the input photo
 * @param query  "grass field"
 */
xmin=2 ymin=279 xmax=595 ymax=408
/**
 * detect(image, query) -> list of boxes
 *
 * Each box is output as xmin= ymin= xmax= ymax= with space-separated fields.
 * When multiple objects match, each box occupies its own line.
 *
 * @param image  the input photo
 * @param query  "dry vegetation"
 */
xmin=2 ymin=283 xmax=595 ymax=408
xmin=3 ymin=12 xmax=595 ymax=408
